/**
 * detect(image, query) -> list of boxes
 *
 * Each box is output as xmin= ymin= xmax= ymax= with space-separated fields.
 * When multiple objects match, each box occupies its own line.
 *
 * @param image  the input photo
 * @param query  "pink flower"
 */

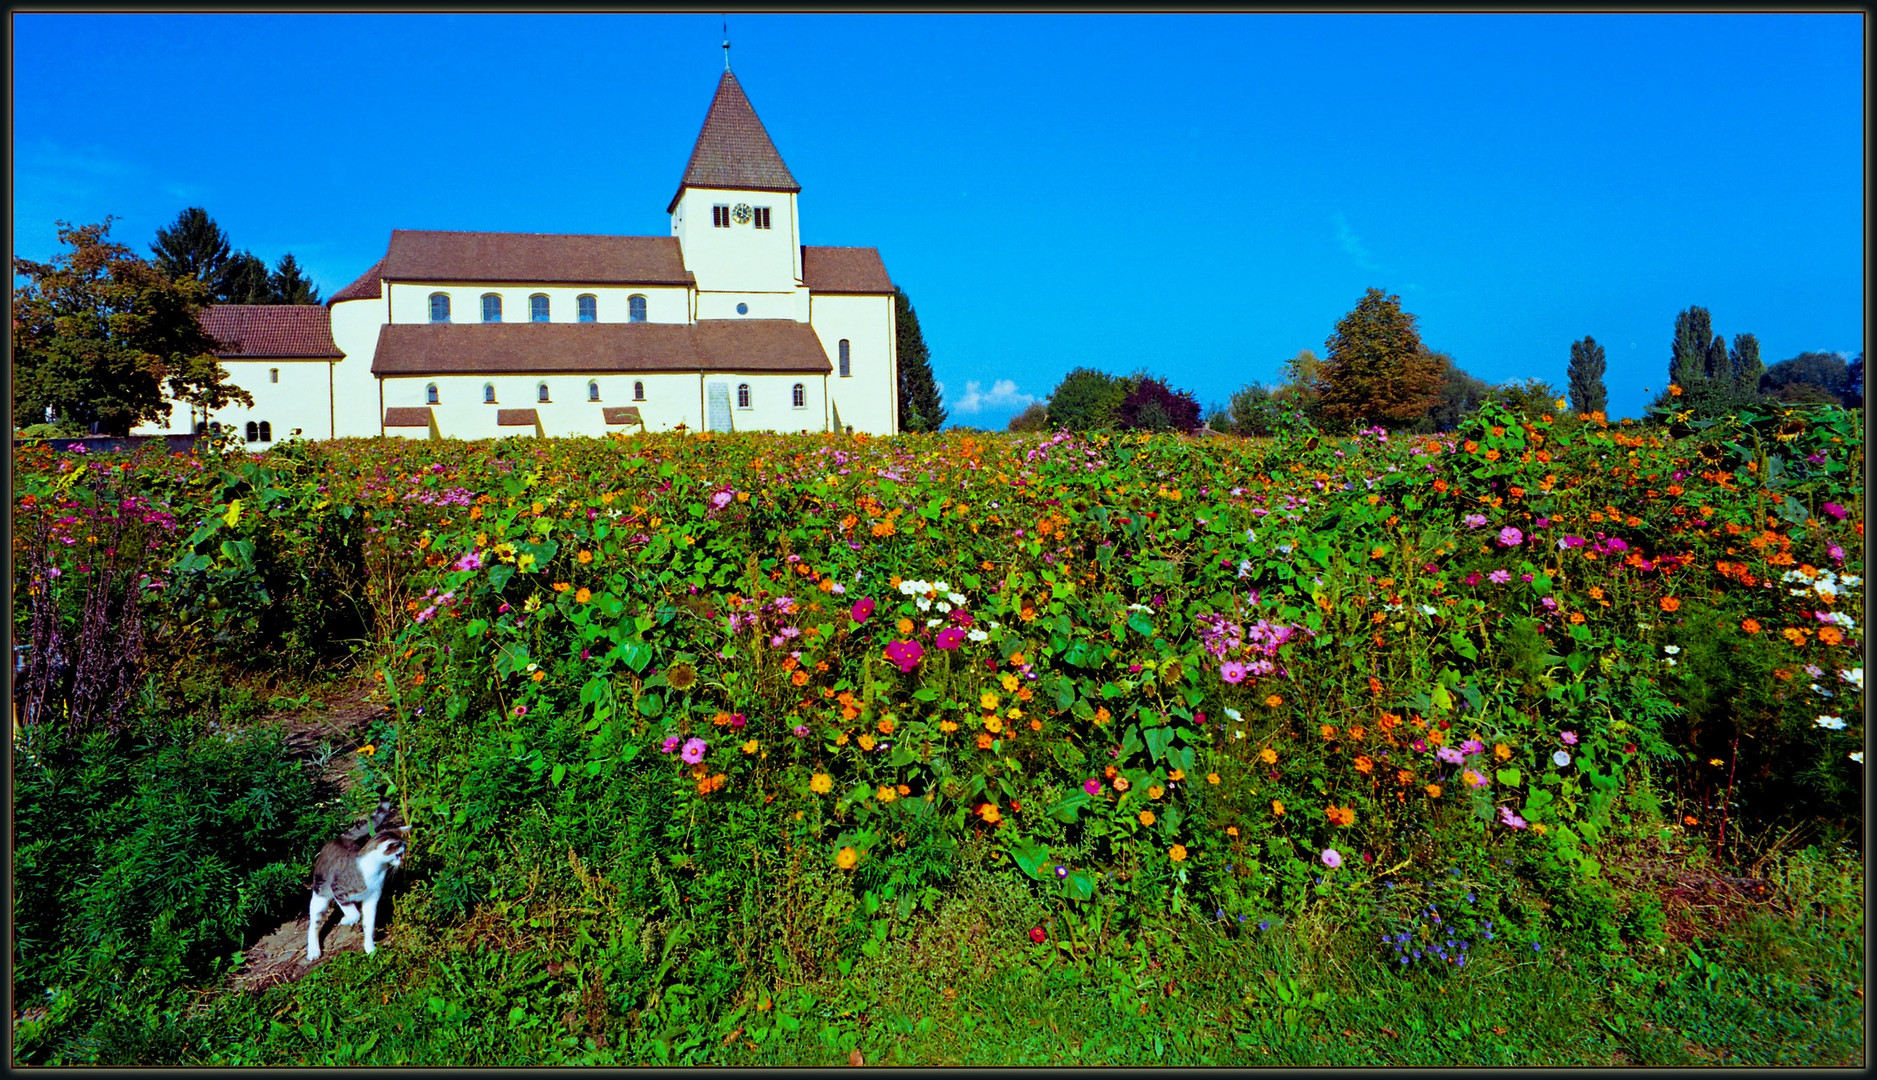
xmin=1497 ymin=526 xmax=1523 ymax=547
xmin=661 ymin=735 xmax=682 ymax=754
xmin=884 ymin=639 xmax=924 ymax=673
xmin=1498 ymin=806 xmax=1527 ymax=829
xmin=730 ymin=713 xmax=747 ymax=728
xmin=1320 ymin=848 xmax=1343 ymax=869
xmin=681 ymin=737 xmax=708 ymax=764
xmin=1083 ymin=778 xmax=1102 ymax=796
xmin=935 ymin=627 xmax=966 ymax=650
xmin=1219 ymin=660 xmax=1247 ymax=685
xmin=1560 ymin=730 xmax=1577 ymax=745
xmin=1823 ymin=501 xmax=1847 ymax=520
xmin=850 ymin=597 xmax=875 ymax=623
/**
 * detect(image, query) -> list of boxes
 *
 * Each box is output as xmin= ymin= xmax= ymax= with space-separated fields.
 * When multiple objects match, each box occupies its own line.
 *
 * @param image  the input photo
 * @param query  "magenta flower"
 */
xmin=661 ymin=735 xmax=682 ymax=754
xmin=1560 ymin=730 xmax=1578 ymax=745
xmin=453 ymin=551 xmax=483 ymax=571
xmin=1321 ymin=848 xmax=1343 ymax=869
xmin=1498 ymin=806 xmax=1528 ymax=830
xmin=1460 ymin=739 xmax=1486 ymax=755
xmin=681 ymin=737 xmax=708 ymax=764
xmin=935 ymin=627 xmax=967 ymax=650
xmin=1497 ymin=526 xmax=1523 ymax=547
xmin=850 ymin=597 xmax=875 ymax=623
xmin=1823 ymin=501 xmax=1847 ymax=520
xmin=730 ymin=713 xmax=747 ymax=729
xmin=1220 ymin=660 xmax=1248 ymax=685
xmin=1437 ymin=745 xmax=1465 ymax=765
xmin=1083 ymin=778 xmax=1102 ymax=796
xmin=792 ymin=724 xmax=810 ymax=738
xmin=1488 ymin=569 xmax=1511 ymax=584
xmin=884 ymin=639 xmax=924 ymax=673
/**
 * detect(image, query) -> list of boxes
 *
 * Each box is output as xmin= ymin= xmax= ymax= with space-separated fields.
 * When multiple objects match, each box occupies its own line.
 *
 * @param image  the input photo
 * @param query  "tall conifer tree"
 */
xmin=268 ymin=254 xmax=322 ymax=305
xmin=1566 ymin=336 xmax=1608 ymax=415
xmin=894 ymin=288 xmax=945 ymax=432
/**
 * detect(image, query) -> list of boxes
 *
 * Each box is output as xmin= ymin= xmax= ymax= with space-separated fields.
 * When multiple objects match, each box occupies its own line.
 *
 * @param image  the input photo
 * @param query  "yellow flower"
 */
xmin=574 ymin=587 xmax=592 ymax=604
xmin=897 ymin=617 xmax=915 ymax=634
xmin=858 ymin=733 xmax=876 ymax=751
xmin=999 ymin=673 xmax=1019 ymax=693
xmin=358 ymin=743 xmax=376 ymax=757
xmin=876 ymin=785 xmax=897 ymax=803
xmin=835 ymin=846 xmax=859 ymax=870
xmin=552 ymin=580 xmax=571 ymax=593
xmin=980 ymin=691 xmax=1000 ymax=710
xmin=1139 ymin=810 xmax=1156 ymax=826
xmin=1425 ymin=783 xmax=1442 ymax=798
xmin=1271 ymin=800 xmax=1285 ymax=817
xmin=983 ymin=716 xmax=1003 ymax=735
xmin=577 ymin=549 xmax=593 ymax=564
xmin=835 ymin=732 xmax=850 ymax=747
xmin=810 ymin=773 xmax=833 ymax=794
xmin=1168 ymin=844 xmax=1188 ymax=862
xmin=1148 ymin=785 xmax=1164 ymax=801
xmin=938 ymin=719 xmax=959 ymax=733
xmin=1168 ymin=769 xmax=1185 ymax=781
xmin=1259 ymin=747 xmax=1278 ymax=765
xmin=1494 ymin=743 xmax=1512 ymax=761
xmin=1531 ymin=822 xmax=1548 ymax=836
xmin=1226 ymin=826 xmax=1239 ymax=837
xmin=1206 ymin=772 xmax=1220 ymax=784
xmin=743 ymin=739 xmax=759 ymax=754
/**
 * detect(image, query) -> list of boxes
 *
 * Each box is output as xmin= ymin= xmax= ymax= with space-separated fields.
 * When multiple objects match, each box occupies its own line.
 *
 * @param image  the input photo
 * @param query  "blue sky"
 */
xmin=12 ymin=12 xmax=1864 ymax=428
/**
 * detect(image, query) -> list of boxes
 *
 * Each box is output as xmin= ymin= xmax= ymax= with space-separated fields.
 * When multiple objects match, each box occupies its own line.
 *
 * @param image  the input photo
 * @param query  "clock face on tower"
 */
xmin=732 ymin=203 xmax=753 ymax=225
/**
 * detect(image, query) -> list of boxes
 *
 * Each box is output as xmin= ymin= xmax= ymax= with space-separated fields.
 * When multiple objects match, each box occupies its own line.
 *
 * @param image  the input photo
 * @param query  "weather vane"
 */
xmin=722 ymin=17 xmax=731 ymax=71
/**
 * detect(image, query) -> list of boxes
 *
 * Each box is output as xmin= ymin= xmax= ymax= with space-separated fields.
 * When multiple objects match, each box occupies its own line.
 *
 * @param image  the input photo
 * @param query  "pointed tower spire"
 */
xmin=666 ymin=70 xmax=800 ymax=213
xmin=722 ymin=17 xmax=731 ymax=71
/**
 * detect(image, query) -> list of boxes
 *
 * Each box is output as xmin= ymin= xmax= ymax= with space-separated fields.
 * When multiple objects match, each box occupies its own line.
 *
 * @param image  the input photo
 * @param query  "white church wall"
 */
xmin=331 ymin=295 xmax=392 ymax=437
xmin=693 ymin=289 xmax=810 ymax=321
xmin=810 ymin=293 xmax=897 ymax=435
xmin=672 ymin=187 xmax=800 ymax=294
xmin=699 ymin=372 xmax=826 ymax=434
xmin=385 ymin=282 xmax=691 ymax=326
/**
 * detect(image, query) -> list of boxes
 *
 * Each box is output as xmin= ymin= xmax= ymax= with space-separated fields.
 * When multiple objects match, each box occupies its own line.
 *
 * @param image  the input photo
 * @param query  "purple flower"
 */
xmin=1606 ymin=538 xmax=1628 ymax=553
xmin=850 ymin=597 xmax=875 ymax=623
xmin=453 ymin=551 xmax=483 ymax=571
xmin=1497 ymin=526 xmax=1523 ymax=547
xmin=1498 ymin=806 xmax=1528 ymax=829
xmin=1558 ymin=535 xmax=1585 ymax=550
xmin=1321 ymin=848 xmax=1343 ymax=869
xmin=1460 ymin=739 xmax=1486 ymax=755
xmin=711 ymin=489 xmax=734 ymax=511
xmin=792 ymin=724 xmax=809 ymax=738
xmin=1437 ymin=745 xmax=1465 ymax=765
xmin=730 ymin=713 xmax=747 ymax=729
xmin=681 ymin=737 xmax=708 ymax=764
xmin=1560 ymin=730 xmax=1578 ymax=746
xmin=1084 ymin=778 xmax=1102 ymax=796
xmin=884 ymin=639 xmax=924 ymax=673
xmin=935 ymin=627 xmax=966 ymax=650
xmin=1463 ymin=572 xmax=1482 ymax=586
xmin=661 ymin=735 xmax=682 ymax=754
xmin=1488 ymin=569 xmax=1511 ymax=584
xmin=1054 ymin=864 xmax=1069 ymax=879
xmin=1219 ymin=660 xmax=1247 ymax=685
xmin=1463 ymin=513 xmax=1488 ymax=529
xmin=1823 ymin=501 xmax=1847 ymax=520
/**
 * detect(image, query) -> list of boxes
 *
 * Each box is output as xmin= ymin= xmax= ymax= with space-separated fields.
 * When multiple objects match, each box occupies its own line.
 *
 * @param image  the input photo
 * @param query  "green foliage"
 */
xmin=1567 ymin=336 xmax=1608 ymax=416
xmin=1215 ymin=383 xmax=1284 ymax=437
xmin=267 ymin=254 xmax=322 ymax=305
xmin=1409 ymin=351 xmax=1490 ymax=433
xmin=12 ymin=219 xmax=249 ymax=435
xmin=1044 ymin=367 xmax=1135 ymax=431
xmin=1489 ymin=377 xmax=1562 ymax=420
xmin=1760 ymin=351 xmax=1855 ymax=407
xmin=1318 ymin=289 xmax=1442 ymax=431
xmin=895 ymin=289 xmax=945 ymax=432
xmin=1005 ymin=401 xmax=1050 ymax=432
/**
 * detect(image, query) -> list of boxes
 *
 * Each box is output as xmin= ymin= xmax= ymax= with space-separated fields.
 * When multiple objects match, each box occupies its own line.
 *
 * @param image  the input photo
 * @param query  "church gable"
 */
xmin=667 ymin=71 xmax=800 ymax=213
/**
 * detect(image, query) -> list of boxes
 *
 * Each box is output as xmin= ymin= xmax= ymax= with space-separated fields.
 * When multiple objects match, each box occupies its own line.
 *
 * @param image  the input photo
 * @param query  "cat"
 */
xmin=305 ymin=794 xmax=409 ymax=962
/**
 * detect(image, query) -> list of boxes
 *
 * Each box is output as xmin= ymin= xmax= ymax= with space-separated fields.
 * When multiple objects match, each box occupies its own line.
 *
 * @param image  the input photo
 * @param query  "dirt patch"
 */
xmin=223 ymin=671 xmax=396 ymax=994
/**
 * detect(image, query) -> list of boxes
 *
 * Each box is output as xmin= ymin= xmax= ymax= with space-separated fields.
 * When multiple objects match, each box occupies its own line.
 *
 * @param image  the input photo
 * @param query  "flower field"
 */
xmin=11 ymin=400 xmax=1865 ymax=1065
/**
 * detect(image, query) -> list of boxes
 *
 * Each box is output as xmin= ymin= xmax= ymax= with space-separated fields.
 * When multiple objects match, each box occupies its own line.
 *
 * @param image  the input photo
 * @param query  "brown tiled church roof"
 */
xmin=667 ymin=71 xmax=800 ymax=212
xmin=382 ymin=407 xmax=434 ymax=428
xmin=496 ymin=409 xmax=540 ymax=428
xmin=200 ymin=305 xmax=344 ymax=358
xmin=377 ymin=231 xmax=694 ymax=286
xmin=802 ymin=247 xmax=894 ymax=295
xmin=369 ymin=320 xmax=832 ymax=377
xmin=329 ymin=259 xmax=384 ymax=304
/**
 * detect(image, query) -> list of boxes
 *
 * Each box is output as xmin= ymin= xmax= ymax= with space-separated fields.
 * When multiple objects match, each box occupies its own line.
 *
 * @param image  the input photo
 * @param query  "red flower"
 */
xmin=1029 ymin=926 xmax=1047 ymax=944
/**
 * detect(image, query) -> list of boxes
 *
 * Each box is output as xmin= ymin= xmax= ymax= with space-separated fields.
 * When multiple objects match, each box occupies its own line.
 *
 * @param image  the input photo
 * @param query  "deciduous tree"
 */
xmin=14 ymin=219 xmax=249 ymax=435
xmin=1317 ymin=288 xmax=1441 ymax=430
xmin=1045 ymin=367 xmax=1135 ymax=431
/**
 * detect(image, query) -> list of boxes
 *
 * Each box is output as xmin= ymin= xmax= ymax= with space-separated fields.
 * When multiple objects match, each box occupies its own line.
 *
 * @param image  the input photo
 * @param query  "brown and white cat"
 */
xmin=305 ymin=795 xmax=409 ymax=962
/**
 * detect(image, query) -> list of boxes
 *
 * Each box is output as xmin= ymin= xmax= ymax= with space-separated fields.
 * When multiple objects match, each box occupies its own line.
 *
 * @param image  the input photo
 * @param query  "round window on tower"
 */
xmin=736 ymin=302 xmax=749 ymax=315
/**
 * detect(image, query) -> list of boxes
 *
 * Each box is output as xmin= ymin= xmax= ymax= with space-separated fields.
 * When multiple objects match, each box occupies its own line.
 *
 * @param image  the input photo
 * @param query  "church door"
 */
xmin=706 ymin=381 xmax=733 ymax=432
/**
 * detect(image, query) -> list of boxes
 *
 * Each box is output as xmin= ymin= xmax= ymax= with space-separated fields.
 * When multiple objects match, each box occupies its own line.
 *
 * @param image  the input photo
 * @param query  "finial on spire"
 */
xmin=722 ymin=18 xmax=731 ymax=71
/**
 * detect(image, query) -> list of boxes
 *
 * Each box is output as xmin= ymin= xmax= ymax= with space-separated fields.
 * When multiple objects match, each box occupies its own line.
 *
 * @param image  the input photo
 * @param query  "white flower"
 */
xmin=1663 ymin=645 xmax=1681 ymax=655
xmin=947 ymin=592 xmax=966 ymax=606
xmin=1811 ymin=684 xmax=1833 ymax=698
xmin=1552 ymin=750 xmax=1572 ymax=768
xmin=925 ymin=618 xmax=943 ymax=628
xmin=1224 ymin=707 xmax=1243 ymax=723
xmin=1842 ymin=668 xmax=1864 ymax=691
xmin=1126 ymin=603 xmax=1154 ymax=613
xmin=967 ymin=629 xmax=989 ymax=642
xmin=1815 ymin=715 xmax=1847 ymax=730
xmin=1419 ymin=604 xmax=1438 ymax=616
xmin=915 ymin=597 xmax=932 ymax=611
xmin=933 ymin=581 xmax=951 ymax=594
xmin=1851 ymin=751 xmax=1864 ymax=764
xmin=1841 ymin=574 xmax=1861 ymax=588
xmin=1665 ymin=658 xmax=1677 ymax=667
xmin=1805 ymin=664 xmax=1825 ymax=678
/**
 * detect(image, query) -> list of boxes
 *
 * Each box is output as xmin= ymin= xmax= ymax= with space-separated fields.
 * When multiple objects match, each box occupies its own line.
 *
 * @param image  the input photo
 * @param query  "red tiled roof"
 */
xmin=382 ymin=407 xmax=434 ymax=428
xmin=602 ymin=406 xmax=646 ymax=425
xmin=496 ymin=409 xmax=540 ymax=427
xmin=329 ymin=258 xmax=384 ymax=305
xmin=199 ymin=305 xmax=343 ymax=358
xmin=667 ymin=71 xmax=800 ymax=213
xmin=378 ymin=231 xmax=694 ymax=286
xmin=369 ymin=320 xmax=831 ymax=377
xmin=802 ymin=247 xmax=894 ymax=295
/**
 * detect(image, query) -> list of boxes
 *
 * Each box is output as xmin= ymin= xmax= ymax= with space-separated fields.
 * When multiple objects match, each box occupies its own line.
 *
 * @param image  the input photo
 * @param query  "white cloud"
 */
xmin=1332 ymin=211 xmax=1383 ymax=272
xmin=948 ymin=378 xmax=1035 ymax=415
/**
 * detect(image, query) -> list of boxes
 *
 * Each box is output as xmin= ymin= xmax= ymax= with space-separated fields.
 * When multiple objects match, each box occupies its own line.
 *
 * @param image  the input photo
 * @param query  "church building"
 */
xmin=137 ymin=63 xmax=899 ymax=441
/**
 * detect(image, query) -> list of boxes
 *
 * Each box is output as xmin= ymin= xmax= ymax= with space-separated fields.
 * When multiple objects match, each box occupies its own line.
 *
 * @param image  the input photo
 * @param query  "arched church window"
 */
xmin=538 ymin=383 xmax=551 ymax=403
xmin=245 ymin=421 xmax=258 ymax=442
xmin=484 ymin=384 xmax=497 ymax=404
xmin=258 ymin=421 xmax=272 ymax=442
xmin=792 ymin=383 xmax=806 ymax=408
xmin=737 ymin=383 xmax=751 ymax=409
xmin=628 ymin=294 xmax=647 ymax=323
xmin=482 ymin=293 xmax=502 ymax=323
xmin=429 ymin=293 xmax=451 ymax=322
xmin=838 ymin=339 xmax=851 ymax=378
xmin=633 ymin=381 xmax=646 ymax=401
xmin=426 ymin=383 xmax=439 ymax=405
xmin=588 ymin=381 xmax=600 ymax=402
xmin=530 ymin=294 xmax=550 ymax=322
xmin=578 ymin=294 xmax=598 ymax=322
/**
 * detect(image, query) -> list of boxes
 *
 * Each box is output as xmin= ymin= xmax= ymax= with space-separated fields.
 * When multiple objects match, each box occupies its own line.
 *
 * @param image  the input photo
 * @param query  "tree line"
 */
xmin=1006 ymin=289 xmax=1862 ymax=436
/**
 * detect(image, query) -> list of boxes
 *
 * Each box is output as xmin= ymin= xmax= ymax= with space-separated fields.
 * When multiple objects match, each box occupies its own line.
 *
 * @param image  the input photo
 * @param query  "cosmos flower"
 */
xmin=884 ymin=639 xmax=924 ymax=673
xmin=1816 ymin=715 xmax=1847 ymax=730
xmin=1497 ymin=526 xmax=1523 ymax=547
xmin=935 ymin=627 xmax=967 ymax=650
xmin=681 ymin=737 xmax=708 ymax=764
xmin=850 ymin=597 xmax=875 ymax=623
xmin=1220 ymin=660 xmax=1247 ymax=684
xmin=1321 ymin=848 xmax=1343 ymax=869
xmin=1499 ymin=806 xmax=1528 ymax=829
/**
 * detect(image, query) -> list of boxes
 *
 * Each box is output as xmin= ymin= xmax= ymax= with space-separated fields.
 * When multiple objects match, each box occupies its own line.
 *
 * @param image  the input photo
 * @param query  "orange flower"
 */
xmin=1320 ymin=724 xmax=1337 ymax=741
xmin=1819 ymin=626 xmax=1844 ymax=646
xmin=1168 ymin=769 xmax=1185 ymax=781
xmin=1740 ymin=618 xmax=1761 ymax=633
xmin=836 ymin=846 xmax=859 ymax=869
xmin=1271 ymin=799 xmax=1285 ymax=817
xmin=1660 ymin=596 xmax=1680 ymax=612
xmin=1354 ymin=755 xmax=1374 ymax=774
xmin=1424 ymin=783 xmax=1442 ymax=798
xmin=574 ymin=587 xmax=592 ymax=604
xmin=976 ymin=732 xmax=994 ymax=750
xmin=1259 ymin=747 xmax=1278 ymax=765
xmin=876 ymin=717 xmax=896 ymax=734
xmin=1326 ymin=804 xmax=1355 ymax=827
xmin=1264 ymin=694 xmax=1283 ymax=708
xmin=1112 ymin=776 xmax=1131 ymax=793
xmin=1138 ymin=810 xmax=1156 ymax=826
xmin=1168 ymin=845 xmax=1188 ymax=862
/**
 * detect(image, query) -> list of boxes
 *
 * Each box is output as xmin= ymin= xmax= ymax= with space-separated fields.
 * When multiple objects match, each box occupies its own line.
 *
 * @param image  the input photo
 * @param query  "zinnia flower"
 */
xmin=681 ymin=737 xmax=708 ymax=764
xmin=1168 ymin=845 xmax=1188 ymax=862
xmin=810 ymin=773 xmax=833 ymax=794
xmin=1084 ymin=778 xmax=1101 ymax=795
xmin=1029 ymin=925 xmax=1047 ymax=944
